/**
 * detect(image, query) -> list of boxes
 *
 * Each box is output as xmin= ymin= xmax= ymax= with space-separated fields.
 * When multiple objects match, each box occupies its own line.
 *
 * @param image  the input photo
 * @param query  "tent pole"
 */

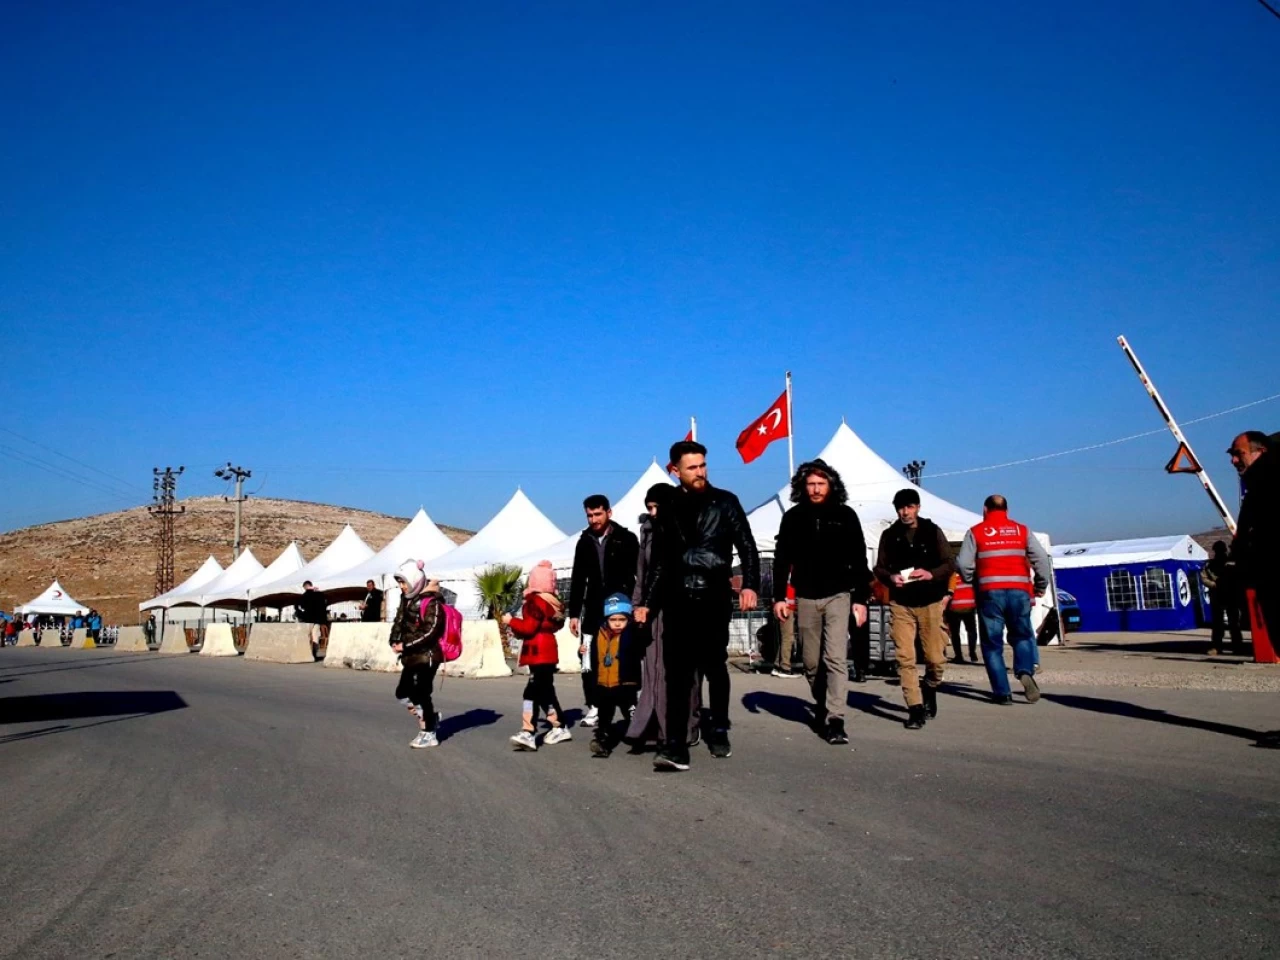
xmin=1117 ymin=336 xmax=1236 ymax=533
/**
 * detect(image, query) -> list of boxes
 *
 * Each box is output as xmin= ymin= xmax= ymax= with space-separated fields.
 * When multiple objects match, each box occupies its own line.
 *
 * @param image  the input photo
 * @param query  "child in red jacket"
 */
xmin=504 ymin=560 xmax=570 ymax=751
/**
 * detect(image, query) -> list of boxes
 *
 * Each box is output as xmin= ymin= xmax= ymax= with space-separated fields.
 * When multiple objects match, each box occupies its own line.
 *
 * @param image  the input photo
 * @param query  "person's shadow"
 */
xmin=1042 ymin=692 xmax=1276 ymax=745
xmin=436 ymin=708 xmax=502 ymax=742
xmin=742 ymin=689 xmax=905 ymax=729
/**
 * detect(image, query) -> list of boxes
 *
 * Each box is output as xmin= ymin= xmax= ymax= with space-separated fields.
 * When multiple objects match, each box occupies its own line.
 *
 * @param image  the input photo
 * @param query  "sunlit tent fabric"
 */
xmin=19 ymin=579 xmax=90 ymax=617
xmin=206 ymin=543 xmax=307 ymax=609
xmin=314 ymin=508 xmax=458 ymax=598
xmin=249 ymin=526 xmax=374 ymax=605
xmin=139 ymin=556 xmax=224 ymax=611
xmin=747 ymin=422 xmax=984 ymax=553
xmin=174 ymin=549 xmax=265 ymax=607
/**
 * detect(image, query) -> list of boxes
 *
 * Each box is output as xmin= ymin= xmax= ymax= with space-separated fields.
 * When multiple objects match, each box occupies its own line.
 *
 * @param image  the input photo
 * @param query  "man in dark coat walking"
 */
xmin=568 ymin=494 xmax=640 ymax=727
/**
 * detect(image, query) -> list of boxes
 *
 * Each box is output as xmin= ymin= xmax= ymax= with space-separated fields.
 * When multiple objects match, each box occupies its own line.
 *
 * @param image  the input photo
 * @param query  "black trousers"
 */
xmin=1209 ymin=589 xmax=1245 ymax=648
xmin=523 ymin=664 xmax=563 ymax=724
xmin=395 ymin=662 xmax=439 ymax=731
xmin=662 ymin=591 xmax=731 ymax=743
xmin=848 ymin=612 xmax=871 ymax=674
xmin=946 ymin=609 xmax=979 ymax=655
xmin=593 ymin=685 xmax=637 ymax=743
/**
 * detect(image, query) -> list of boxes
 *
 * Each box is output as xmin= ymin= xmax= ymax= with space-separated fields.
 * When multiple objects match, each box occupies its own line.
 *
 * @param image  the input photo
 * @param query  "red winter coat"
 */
xmin=510 ymin=592 xmax=564 ymax=667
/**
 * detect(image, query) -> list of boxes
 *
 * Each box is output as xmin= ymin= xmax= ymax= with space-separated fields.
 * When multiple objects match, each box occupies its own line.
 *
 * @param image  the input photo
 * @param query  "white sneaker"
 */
xmin=410 ymin=730 xmax=438 ymax=749
xmin=510 ymin=730 xmax=538 ymax=751
xmin=543 ymin=726 xmax=573 ymax=745
xmin=581 ymin=707 xmax=599 ymax=728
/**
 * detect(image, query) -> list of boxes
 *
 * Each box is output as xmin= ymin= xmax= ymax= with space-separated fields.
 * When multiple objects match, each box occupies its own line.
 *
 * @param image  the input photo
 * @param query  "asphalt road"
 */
xmin=2 ymin=646 xmax=1278 ymax=960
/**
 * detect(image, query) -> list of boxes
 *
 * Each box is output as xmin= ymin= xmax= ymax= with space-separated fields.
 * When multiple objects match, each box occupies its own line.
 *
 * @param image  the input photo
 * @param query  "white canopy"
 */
xmin=433 ymin=489 xmax=566 ymax=577
xmin=205 ymin=542 xmax=307 ymax=608
xmin=609 ymin=460 xmax=676 ymax=534
xmin=314 ymin=508 xmax=457 ymax=594
xmin=747 ymin=422 xmax=984 ymax=553
xmin=249 ymin=526 xmax=374 ymax=603
xmin=139 ymin=556 xmax=225 ymax=611
xmin=174 ymin=549 xmax=266 ymax=607
xmin=19 ymin=579 xmax=89 ymax=617
xmin=1051 ymin=535 xmax=1208 ymax=570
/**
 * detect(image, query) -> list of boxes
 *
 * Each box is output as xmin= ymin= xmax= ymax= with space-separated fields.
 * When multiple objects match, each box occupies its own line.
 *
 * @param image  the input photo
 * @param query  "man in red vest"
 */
xmin=945 ymin=573 xmax=978 ymax=663
xmin=957 ymin=495 xmax=1053 ymax=704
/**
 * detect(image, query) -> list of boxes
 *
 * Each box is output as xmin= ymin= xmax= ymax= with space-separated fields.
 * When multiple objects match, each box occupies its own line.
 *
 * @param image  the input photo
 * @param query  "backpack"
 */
xmin=421 ymin=595 xmax=463 ymax=662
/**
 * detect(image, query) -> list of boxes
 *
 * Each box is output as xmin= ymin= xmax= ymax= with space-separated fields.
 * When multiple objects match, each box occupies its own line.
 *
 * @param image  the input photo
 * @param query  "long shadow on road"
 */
xmin=742 ymin=689 xmax=905 ymax=728
xmin=1042 ymin=691 xmax=1277 ymax=745
xmin=0 ymin=690 xmax=188 ymax=745
xmin=437 ymin=708 xmax=503 ymax=742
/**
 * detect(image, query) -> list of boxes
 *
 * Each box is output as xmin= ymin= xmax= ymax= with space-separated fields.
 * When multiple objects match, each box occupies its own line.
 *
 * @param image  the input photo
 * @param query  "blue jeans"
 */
xmin=978 ymin=590 xmax=1036 ymax=697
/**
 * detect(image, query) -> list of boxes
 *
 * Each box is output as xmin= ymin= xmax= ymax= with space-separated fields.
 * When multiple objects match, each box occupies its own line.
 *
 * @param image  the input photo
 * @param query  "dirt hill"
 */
xmin=0 ymin=497 xmax=471 ymax=625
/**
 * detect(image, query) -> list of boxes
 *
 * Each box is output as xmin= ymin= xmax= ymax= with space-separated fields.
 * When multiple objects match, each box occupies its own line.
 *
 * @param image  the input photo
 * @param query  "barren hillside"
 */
xmin=0 ymin=497 xmax=471 ymax=625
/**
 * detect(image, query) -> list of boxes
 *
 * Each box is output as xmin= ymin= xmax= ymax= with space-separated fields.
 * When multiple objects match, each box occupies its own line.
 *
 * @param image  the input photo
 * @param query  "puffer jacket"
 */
xmin=509 ymin=592 xmax=565 ymax=667
xmin=389 ymin=591 xmax=446 ymax=668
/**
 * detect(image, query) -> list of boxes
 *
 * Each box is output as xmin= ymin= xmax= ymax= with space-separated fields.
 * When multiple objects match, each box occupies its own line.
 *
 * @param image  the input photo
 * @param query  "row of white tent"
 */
xmin=139 ymin=422 xmax=1054 ymax=621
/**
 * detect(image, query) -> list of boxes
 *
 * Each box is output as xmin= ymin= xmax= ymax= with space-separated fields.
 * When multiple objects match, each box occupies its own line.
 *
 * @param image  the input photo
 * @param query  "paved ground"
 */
xmin=2 ymin=646 xmax=1278 ymax=960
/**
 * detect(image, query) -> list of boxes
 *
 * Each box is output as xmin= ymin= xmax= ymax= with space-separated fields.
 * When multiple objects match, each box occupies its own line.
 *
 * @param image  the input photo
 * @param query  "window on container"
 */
xmin=1105 ymin=570 xmax=1139 ymax=611
xmin=1141 ymin=567 xmax=1174 ymax=610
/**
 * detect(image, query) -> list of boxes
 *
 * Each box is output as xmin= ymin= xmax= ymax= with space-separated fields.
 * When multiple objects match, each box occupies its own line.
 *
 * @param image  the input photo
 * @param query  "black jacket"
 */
xmin=360 ymin=588 xmax=384 ymax=622
xmin=1233 ymin=451 xmax=1280 ymax=587
xmin=295 ymin=589 xmax=329 ymax=624
xmin=389 ymin=592 xmax=445 ymax=668
xmin=568 ymin=522 xmax=640 ymax=629
xmin=643 ymin=484 xmax=760 ymax=607
xmin=874 ymin=518 xmax=954 ymax=607
xmin=772 ymin=501 xmax=871 ymax=603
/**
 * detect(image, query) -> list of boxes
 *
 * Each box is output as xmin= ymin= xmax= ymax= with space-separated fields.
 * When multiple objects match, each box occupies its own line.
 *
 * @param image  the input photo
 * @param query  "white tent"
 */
xmin=18 ymin=579 xmax=89 ymax=617
xmin=206 ymin=542 xmax=308 ymax=609
xmin=179 ymin=549 xmax=265 ymax=607
xmin=1051 ymin=535 xmax=1208 ymax=570
xmin=139 ymin=556 xmax=225 ymax=611
xmin=249 ymin=526 xmax=374 ymax=604
xmin=433 ymin=489 xmax=568 ymax=617
xmin=747 ymin=421 xmax=984 ymax=553
xmin=313 ymin=508 xmax=458 ymax=595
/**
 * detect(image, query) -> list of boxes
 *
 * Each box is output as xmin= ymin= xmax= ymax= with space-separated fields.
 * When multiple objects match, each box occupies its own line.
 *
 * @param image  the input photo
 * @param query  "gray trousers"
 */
xmin=797 ymin=592 xmax=851 ymax=722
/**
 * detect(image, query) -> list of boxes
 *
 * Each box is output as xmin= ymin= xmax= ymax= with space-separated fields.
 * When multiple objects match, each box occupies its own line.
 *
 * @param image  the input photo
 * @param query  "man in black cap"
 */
xmin=873 ymin=489 xmax=955 ymax=730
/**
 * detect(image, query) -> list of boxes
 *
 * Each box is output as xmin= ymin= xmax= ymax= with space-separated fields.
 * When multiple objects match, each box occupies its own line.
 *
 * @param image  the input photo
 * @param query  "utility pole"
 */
xmin=902 ymin=460 xmax=926 ymax=486
xmin=149 ymin=467 xmax=185 ymax=595
xmin=214 ymin=463 xmax=252 ymax=558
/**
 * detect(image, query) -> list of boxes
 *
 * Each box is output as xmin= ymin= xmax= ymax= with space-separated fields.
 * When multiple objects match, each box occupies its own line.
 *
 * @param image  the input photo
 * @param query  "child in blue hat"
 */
xmin=588 ymin=593 xmax=642 ymax=757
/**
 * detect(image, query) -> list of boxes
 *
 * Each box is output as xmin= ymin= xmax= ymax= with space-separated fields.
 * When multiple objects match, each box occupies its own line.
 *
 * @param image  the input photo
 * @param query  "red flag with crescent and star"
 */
xmin=735 ymin=389 xmax=790 ymax=464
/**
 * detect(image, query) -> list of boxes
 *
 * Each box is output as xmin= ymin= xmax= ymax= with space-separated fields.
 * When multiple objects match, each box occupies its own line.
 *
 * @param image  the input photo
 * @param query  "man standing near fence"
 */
xmin=637 ymin=440 xmax=759 ymax=771
xmin=360 ymin=579 xmax=384 ymax=623
xmin=568 ymin=494 xmax=639 ymax=728
xmin=772 ymin=459 xmax=870 ymax=745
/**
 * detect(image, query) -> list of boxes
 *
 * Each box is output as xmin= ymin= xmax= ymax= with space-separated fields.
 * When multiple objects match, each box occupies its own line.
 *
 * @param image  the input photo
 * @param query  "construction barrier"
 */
xmin=198 ymin=623 xmax=239 ymax=657
xmin=73 ymin=628 xmax=91 ymax=648
xmin=243 ymin=623 xmax=317 ymax=664
xmin=16 ymin=630 xmax=37 ymax=647
xmin=324 ymin=622 xmax=398 ymax=672
xmin=442 ymin=620 xmax=511 ymax=679
xmin=157 ymin=623 xmax=192 ymax=654
xmin=38 ymin=630 xmax=65 ymax=647
xmin=555 ymin=623 xmax=583 ymax=674
xmin=115 ymin=626 xmax=151 ymax=652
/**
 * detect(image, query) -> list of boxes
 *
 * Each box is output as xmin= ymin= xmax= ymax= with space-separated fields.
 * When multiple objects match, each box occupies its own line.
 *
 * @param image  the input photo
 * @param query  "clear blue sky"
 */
xmin=3 ymin=1 xmax=1277 ymax=544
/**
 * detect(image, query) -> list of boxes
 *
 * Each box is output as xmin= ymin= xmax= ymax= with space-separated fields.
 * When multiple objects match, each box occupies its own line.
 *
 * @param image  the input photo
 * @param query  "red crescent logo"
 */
xmin=53 ymin=590 xmax=63 ymax=598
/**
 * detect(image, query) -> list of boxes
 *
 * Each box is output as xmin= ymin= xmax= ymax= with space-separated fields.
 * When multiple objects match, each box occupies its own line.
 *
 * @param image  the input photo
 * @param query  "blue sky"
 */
xmin=2 ymin=1 xmax=1277 ymax=543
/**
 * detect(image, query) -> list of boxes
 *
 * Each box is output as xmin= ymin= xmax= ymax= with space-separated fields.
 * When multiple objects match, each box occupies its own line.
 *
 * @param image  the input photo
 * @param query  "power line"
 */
xmin=1257 ymin=0 xmax=1280 ymax=22
xmin=0 ymin=426 xmax=144 ymax=494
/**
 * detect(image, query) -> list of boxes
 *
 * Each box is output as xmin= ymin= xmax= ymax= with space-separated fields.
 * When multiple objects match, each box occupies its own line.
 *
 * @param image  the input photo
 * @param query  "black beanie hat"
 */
xmin=892 ymin=488 xmax=921 ymax=508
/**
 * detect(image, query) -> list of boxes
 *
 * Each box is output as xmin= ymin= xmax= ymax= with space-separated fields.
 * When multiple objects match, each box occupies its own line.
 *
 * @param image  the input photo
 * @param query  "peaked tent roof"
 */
xmin=433 ymin=489 xmax=567 ymax=578
xmin=207 ymin=542 xmax=307 ymax=607
xmin=748 ymin=422 xmax=984 ymax=552
xmin=314 ymin=508 xmax=459 ymax=593
xmin=249 ymin=526 xmax=375 ymax=603
xmin=140 ymin=556 xmax=225 ymax=611
xmin=170 ymin=548 xmax=266 ymax=607
xmin=19 ymin=579 xmax=90 ymax=616
xmin=1051 ymin=535 xmax=1207 ymax=569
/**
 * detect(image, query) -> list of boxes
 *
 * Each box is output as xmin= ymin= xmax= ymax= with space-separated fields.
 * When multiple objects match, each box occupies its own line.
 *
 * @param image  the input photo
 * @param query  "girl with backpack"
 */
xmin=390 ymin=559 xmax=448 ymax=749
xmin=504 ymin=560 xmax=570 ymax=751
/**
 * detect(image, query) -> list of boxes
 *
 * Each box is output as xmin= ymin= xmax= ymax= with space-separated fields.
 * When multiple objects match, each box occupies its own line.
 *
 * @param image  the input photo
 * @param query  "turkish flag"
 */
xmin=735 ymin=389 xmax=789 ymax=464
xmin=666 ymin=429 xmax=694 ymax=474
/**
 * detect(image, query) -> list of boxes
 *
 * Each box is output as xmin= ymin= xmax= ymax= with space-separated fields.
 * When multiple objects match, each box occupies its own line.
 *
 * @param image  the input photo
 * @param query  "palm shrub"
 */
xmin=474 ymin=563 xmax=524 ymax=658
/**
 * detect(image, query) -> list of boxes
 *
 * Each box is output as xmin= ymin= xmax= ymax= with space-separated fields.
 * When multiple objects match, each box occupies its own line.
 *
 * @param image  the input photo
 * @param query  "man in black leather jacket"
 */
xmin=636 ymin=440 xmax=759 ymax=771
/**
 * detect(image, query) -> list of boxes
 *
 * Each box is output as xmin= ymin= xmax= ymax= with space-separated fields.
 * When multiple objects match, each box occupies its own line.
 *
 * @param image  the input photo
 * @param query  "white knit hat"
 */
xmin=394 ymin=559 xmax=427 ymax=598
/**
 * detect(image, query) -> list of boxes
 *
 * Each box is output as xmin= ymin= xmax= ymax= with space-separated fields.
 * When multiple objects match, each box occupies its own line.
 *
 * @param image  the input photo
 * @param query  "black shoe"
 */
xmin=708 ymin=728 xmax=732 ymax=759
xmin=589 ymin=738 xmax=612 ymax=758
xmin=904 ymin=705 xmax=926 ymax=730
xmin=825 ymin=718 xmax=849 ymax=745
xmin=1017 ymin=672 xmax=1041 ymax=704
xmin=922 ymin=683 xmax=938 ymax=719
xmin=969 ymin=649 xmax=978 ymax=662
xmin=993 ymin=694 xmax=1013 ymax=705
xmin=654 ymin=744 xmax=691 ymax=771
xmin=850 ymin=665 xmax=867 ymax=684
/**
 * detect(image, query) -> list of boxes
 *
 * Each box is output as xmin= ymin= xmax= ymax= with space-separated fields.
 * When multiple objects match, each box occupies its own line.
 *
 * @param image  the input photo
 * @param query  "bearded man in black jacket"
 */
xmin=637 ymin=440 xmax=759 ymax=772
xmin=772 ymin=459 xmax=871 ymax=745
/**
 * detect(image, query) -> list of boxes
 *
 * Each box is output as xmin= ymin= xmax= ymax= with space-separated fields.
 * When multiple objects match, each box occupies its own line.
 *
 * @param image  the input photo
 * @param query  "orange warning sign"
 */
xmin=1165 ymin=442 xmax=1202 ymax=474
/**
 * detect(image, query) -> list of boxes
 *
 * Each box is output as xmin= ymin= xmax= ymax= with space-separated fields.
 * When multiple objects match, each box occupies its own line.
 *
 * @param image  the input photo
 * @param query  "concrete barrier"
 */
xmin=115 ymin=626 xmax=151 ymax=652
xmin=16 ymin=630 xmax=37 ymax=647
xmin=38 ymin=630 xmax=65 ymax=647
xmin=157 ymin=624 xmax=192 ymax=654
xmin=443 ymin=620 xmax=511 ymax=679
xmin=243 ymin=622 xmax=316 ymax=664
xmin=555 ymin=623 xmax=583 ymax=674
xmin=73 ymin=628 xmax=91 ymax=648
xmin=324 ymin=622 xmax=398 ymax=672
xmin=198 ymin=623 xmax=239 ymax=657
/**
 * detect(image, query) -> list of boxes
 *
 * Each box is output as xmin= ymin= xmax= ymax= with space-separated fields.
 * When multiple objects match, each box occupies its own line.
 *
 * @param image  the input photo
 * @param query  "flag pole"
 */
xmin=690 ymin=416 xmax=697 ymax=442
xmin=1117 ymin=335 xmax=1236 ymax=533
xmin=785 ymin=371 xmax=795 ymax=480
